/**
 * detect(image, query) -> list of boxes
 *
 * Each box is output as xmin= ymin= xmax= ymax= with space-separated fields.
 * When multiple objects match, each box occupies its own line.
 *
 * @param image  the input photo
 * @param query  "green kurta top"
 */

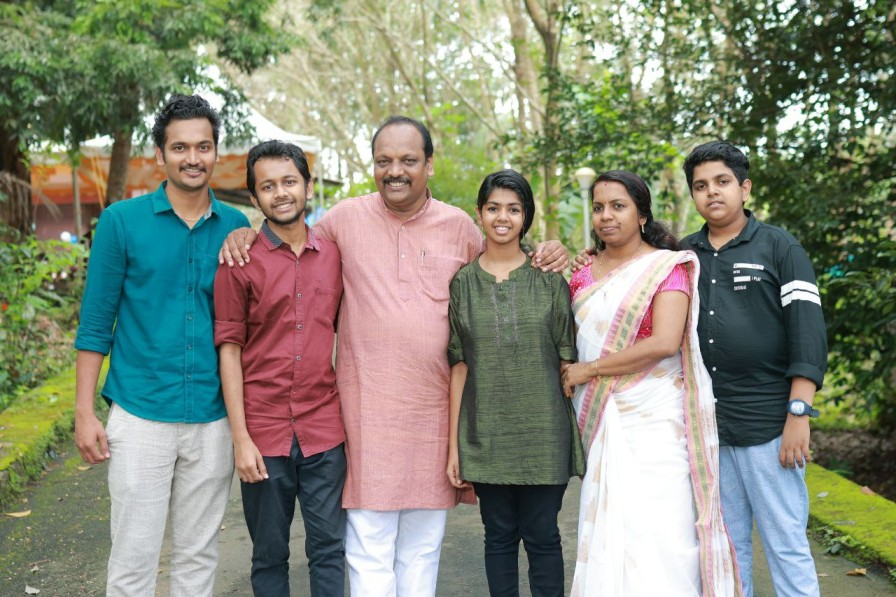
xmin=447 ymin=256 xmax=585 ymax=485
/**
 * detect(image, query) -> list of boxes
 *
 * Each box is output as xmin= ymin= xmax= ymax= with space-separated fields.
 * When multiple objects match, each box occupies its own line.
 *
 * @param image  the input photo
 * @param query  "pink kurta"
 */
xmin=315 ymin=192 xmax=482 ymax=510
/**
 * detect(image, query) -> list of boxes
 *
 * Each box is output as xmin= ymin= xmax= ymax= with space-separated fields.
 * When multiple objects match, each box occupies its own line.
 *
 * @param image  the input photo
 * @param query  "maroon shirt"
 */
xmin=214 ymin=222 xmax=344 ymax=457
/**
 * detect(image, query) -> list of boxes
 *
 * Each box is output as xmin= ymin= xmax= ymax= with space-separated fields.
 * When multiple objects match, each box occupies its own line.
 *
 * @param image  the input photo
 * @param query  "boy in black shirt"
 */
xmin=680 ymin=141 xmax=826 ymax=597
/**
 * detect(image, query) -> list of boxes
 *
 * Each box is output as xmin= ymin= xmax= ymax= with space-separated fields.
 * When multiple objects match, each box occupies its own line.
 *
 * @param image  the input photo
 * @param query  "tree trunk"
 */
xmin=105 ymin=127 xmax=133 ymax=204
xmin=0 ymin=124 xmax=33 ymax=239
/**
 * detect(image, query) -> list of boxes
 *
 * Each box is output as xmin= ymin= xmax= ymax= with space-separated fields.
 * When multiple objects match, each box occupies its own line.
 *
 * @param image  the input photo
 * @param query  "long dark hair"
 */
xmin=589 ymin=170 xmax=678 ymax=251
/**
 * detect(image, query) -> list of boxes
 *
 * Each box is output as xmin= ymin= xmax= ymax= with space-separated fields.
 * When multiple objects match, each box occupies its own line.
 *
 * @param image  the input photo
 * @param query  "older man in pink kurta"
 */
xmin=316 ymin=190 xmax=481 ymax=513
xmin=315 ymin=118 xmax=483 ymax=597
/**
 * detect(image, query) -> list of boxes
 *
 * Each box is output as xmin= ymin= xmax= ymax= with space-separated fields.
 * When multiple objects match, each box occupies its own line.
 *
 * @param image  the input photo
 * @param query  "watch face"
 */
xmin=790 ymin=402 xmax=806 ymax=414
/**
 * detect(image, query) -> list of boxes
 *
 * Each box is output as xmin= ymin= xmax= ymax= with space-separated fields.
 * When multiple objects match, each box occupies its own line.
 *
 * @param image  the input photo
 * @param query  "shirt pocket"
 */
xmin=199 ymin=253 xmax=223 ymax=298
xmin=313 ymin=285 xmax=341 ymax=330
xmin=418 ymin=255 xmax=465 ymax=302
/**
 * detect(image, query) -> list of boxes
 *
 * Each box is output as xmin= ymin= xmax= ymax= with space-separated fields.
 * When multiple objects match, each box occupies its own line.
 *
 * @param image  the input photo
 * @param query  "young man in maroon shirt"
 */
xmin=214 ymin=140 xmax=345 ymax=596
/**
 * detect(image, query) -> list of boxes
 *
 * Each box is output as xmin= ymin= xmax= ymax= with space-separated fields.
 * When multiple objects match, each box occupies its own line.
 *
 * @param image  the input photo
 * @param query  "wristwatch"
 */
xmin=787 ymin=399 xmax=819 ymax=418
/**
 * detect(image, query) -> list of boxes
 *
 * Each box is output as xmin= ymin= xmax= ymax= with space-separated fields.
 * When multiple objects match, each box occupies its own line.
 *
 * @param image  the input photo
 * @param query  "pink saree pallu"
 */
xmin=570 ymin=249 xmax=741 ymax=596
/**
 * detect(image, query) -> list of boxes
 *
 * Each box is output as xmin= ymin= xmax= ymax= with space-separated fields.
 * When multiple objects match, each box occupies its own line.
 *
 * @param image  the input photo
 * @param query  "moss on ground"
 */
xmin=0 ymin=362 xmax=107 ymax=510
xmin=807 ymin=462 xmax=896 ymax=581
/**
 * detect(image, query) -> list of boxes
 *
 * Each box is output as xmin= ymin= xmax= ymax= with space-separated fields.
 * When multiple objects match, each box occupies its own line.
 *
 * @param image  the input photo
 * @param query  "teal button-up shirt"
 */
xmin=75 ymin=182 xmax=250 ymax=423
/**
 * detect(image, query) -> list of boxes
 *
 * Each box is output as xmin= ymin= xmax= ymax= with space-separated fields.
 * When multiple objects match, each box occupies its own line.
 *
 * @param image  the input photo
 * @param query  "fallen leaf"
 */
xmin=30 ymin=564 xmax=38 ymax=573
xmin=816 ymin=491 xmax=829 ymax=498
xmin=6 ymin=510 xmax=31 ymax=518
xmin=76 ymin=465 xmax=92 ymax=472
xmin=817 ymin=573 xmax=829 ymax=577
xmin=25 ymin=585 xmax=40 ymax=594
xmin=860 ymin=486 xmax=877 ymax=496
xmin=846 ymin=568 xmax=867 ymax=576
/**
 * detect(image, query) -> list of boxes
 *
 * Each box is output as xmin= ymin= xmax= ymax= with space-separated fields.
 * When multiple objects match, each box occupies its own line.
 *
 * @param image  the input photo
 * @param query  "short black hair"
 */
xmin=683 ymin=141 xmax=750 ymax=190
xmin=477 ymin=169 xmax=536 ymax=240
xmin=246 ymin=140 xmax=311 ymax=197
xmin=151 ymin=94 xmax=221 ymax=149
xmin=371 ymin=115 xmax=434 ymax=159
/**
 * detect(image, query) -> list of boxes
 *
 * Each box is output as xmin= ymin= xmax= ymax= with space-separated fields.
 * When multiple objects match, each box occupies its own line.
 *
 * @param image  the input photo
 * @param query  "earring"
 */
xmin=641 ymin=223 xmax=645 ymax=234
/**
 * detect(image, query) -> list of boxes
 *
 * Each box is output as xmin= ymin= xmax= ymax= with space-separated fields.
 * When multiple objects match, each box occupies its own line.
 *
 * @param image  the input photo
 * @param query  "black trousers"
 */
xmin=473 ymin=482 xmax=568 ymax=597
xmin=241 ymin=435 xmax=347 ymax=597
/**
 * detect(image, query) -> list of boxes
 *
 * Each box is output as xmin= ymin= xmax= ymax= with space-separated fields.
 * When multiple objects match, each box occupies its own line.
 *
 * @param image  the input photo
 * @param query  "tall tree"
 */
xmin=0 ymin=0 xmax=293 ymax=237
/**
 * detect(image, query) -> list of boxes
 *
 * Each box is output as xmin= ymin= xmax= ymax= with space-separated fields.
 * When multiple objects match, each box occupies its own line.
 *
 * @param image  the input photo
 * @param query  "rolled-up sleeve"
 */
xmin=213 ymin=262 xmax=249 ymax=348
xmin=74 ymin=209 xmax=126 ymax=354
xmin=781 ymin=244 xmax=828 ymax=389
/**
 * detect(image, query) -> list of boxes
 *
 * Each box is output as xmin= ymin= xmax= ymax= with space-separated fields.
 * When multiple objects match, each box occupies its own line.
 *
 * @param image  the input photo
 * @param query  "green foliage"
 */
xmin=0 ymin=0 xmax=295 ymax=232
xmin=720 ymin=0 xmax=896 ymax=431
xmin=428 ymin=104 xmax=501 ymax=218
xmin=525 ymin=0 xmax=896 ymax=430
xmin=0 ymin=229 xmax=86 ymax=407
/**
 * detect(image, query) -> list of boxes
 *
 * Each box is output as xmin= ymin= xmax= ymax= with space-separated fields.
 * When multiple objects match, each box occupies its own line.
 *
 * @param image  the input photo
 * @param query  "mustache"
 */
xmin=383 ymin=177 xmax=411 ymax=185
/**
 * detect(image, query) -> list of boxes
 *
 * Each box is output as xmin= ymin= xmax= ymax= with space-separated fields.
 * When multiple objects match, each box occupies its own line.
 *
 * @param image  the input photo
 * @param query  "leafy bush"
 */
xmin=0 ymin=228 xmax=86 ymax=409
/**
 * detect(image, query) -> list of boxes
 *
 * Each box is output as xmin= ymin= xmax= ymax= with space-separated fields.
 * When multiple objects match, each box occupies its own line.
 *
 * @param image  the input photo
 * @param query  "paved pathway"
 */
xmin=1 ymin=449 xmax=893 ymax=595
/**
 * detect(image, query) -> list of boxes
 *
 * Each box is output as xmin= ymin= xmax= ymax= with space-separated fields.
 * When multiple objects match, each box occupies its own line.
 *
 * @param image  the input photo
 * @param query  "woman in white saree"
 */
xmin=561 ymin=171 xmax=741 ymax=596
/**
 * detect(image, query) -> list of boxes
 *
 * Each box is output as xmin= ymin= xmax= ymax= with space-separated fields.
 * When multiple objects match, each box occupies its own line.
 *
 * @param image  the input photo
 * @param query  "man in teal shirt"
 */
xmin=74 ymin=94 xmax=249 ymax=596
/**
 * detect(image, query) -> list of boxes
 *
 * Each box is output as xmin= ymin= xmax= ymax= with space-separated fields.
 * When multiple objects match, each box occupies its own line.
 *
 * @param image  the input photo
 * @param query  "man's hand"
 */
xmin=529 ymin=239 xmax=569 ymax=272
xmin=571 ymin=249 xmax=593 ymax=272
xmin=218 ymin=227 xmax=257 ymax=267
xmin=779 ymin=415 xmax=811 ymax=468
xmin=75 ymin=411 xmax=110 ymax=464
xmin=234 ymin=437 xmax=268 ymax=483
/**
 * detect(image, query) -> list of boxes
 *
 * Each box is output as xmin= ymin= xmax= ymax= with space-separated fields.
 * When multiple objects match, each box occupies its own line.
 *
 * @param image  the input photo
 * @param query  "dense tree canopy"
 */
xmin=0 ymin=0 xmax=291 ymax=236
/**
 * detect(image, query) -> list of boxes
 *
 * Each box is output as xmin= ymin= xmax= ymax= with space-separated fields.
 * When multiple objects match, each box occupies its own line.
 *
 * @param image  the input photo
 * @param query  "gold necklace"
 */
xmin=593 ymin=240 xmax=644 ymax=280
xmin=174 ymin=201 xmax=210 ymax=223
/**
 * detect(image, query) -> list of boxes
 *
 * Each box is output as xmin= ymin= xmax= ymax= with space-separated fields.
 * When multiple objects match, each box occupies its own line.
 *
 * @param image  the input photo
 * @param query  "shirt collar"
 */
xmin=151 ymin=181 xmax=220 ymax=219
xmin=377 ymin=188 xmax=433 ymax=222
xmin=259 ymin=220 xmax=319 ymax=252
xmin=692 ymin=209 xmax=758 ymax=249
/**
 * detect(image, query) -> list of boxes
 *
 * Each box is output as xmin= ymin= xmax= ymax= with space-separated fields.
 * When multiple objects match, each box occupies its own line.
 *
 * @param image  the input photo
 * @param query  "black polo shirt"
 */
xmin=680 ymin=210 xmax=827 ymax=447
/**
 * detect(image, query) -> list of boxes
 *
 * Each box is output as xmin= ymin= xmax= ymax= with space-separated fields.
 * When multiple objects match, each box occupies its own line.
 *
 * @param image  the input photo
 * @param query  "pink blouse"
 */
xmin=569 ymin=261 xmax=690 ymax=339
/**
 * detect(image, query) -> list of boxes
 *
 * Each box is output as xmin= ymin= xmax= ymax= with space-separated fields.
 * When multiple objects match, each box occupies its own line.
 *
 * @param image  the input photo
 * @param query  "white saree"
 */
xmin=570 ymin=250 xmax=741 ymax=596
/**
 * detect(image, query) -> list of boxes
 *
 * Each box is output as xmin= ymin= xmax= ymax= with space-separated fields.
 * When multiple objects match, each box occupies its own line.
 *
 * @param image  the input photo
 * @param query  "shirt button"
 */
xmin=188 ymin=257 xmax=193 ymax=263
xmin=709 ymin=310 xmax=714 ymax=315
xmin=713 ymin=252 xmax=718 ymax=257
xmin=712 ymin=366 xmax=717 ymax=372
xmin=401 ymin=254 xmax=405 ymax=259
xmin=711 ymin=279 xmax=716 ymax=284
xmin=296 ymin=355 xmax=301 ymax=361
xmin=296 ymin=293 xmax=302 ymax=299
xmin=297 ymin=323 xmax=303 ymax=330
xmin=709 ymin=339 xmax=714 ymax=344
xmin=291 ymin=417 xmax=296 ymax=424
xmin=188 ymin=286 xmax=193 ymax=292
xmin=187 ymin=315 xmax=193 ymax=321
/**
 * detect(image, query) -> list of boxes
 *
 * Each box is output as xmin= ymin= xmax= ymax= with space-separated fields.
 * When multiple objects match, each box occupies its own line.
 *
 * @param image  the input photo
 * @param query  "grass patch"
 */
xmin=807 ymin=463 xmax=896 ymax=583
xmin=0 ymin=362 xmax=107 ymax=510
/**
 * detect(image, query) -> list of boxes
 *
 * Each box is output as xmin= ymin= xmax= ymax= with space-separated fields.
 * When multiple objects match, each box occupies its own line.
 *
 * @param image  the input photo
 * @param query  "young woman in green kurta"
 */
xmin=446 ymin=169 xmax=584 ymax=597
